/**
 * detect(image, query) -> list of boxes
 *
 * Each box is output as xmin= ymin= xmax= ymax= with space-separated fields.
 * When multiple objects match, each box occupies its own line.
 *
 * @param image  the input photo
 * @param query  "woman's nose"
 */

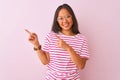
xmin=63 ymin=18 xmax=67 ymax=22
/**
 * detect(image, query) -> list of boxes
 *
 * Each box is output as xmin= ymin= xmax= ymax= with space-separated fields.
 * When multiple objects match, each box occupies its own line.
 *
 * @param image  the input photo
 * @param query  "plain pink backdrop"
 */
xmin=0 ymin=0 xmax=120 ymax=80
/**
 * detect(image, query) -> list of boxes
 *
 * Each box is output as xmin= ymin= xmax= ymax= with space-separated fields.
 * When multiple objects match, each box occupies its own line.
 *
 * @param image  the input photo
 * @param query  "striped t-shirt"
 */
xmin=42 ymin=31 xmax=89 ymax=80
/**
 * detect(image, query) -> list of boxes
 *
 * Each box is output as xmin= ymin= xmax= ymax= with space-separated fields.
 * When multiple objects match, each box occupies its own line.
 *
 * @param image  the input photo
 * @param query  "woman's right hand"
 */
xmin=25 ymin=29 xmax=40 ymax=47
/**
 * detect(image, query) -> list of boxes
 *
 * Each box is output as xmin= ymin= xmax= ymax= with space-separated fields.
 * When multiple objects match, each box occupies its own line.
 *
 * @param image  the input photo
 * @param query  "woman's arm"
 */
xmin=35 ymin=48 xmax=50 ymax=65
xmin=67 ymin=46 xmax=87 ymax=70
xmin=25 ymin=29 xmax=50 ymax=65
xmin=55 ymin=34 xmax=87 ymax=69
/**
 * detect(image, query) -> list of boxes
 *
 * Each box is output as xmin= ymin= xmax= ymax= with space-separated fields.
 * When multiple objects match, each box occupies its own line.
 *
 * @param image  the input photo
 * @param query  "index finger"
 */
xmin=25 ymin=29 xmax=31 ymax=35
xmin=55 ymin=34 xmax=61 ymax=39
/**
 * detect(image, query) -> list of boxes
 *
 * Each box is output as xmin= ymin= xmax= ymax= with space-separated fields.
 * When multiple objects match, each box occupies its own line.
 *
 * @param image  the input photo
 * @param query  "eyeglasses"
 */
xmin=57 ymin=15 xmax=72 ymax=21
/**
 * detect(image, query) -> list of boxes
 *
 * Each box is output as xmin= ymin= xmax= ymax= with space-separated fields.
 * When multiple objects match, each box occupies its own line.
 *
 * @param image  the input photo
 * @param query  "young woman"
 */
xmin=25 ymin=3 xmax=89 ymax=80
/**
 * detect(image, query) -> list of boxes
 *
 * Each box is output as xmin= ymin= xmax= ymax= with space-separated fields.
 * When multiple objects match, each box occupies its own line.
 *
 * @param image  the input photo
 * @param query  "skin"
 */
xmin=57 ymin=8 xmax=74 ymax=36
xmin=25 ymin=8 xmax=87 ymax=70
xmin=25 ymin=29 xmax=50 ymax=65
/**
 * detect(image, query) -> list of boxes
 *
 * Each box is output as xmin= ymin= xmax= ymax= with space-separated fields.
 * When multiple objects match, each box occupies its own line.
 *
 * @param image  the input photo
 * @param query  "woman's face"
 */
xmin=57 ymin=8 xmax=73 ymax=32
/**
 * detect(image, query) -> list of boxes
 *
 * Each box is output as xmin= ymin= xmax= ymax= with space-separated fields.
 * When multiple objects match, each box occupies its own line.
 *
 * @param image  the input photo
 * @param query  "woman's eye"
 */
xmin=66 ymin=15 xmax=71 ymax=18
xmin=57 ymin=17 xmax=63 ymax=21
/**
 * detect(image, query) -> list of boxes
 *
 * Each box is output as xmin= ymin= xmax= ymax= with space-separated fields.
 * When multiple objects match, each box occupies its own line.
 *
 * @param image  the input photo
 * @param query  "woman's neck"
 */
xmin=61 ymin=30 xmax=75 ymax=36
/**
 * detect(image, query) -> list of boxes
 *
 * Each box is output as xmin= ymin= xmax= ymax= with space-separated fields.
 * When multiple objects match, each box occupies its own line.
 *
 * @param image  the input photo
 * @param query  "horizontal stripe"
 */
xmin=43 ymin=31 xmax=89 ymax=79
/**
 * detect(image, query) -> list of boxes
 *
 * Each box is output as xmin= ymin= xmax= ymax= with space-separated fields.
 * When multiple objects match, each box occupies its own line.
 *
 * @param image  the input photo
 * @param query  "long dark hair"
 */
xmin=51 ymin=4 xmax=80 ymax=34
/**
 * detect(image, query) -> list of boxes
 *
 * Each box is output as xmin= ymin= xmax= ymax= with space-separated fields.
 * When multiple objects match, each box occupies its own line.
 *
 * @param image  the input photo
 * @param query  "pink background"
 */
xmin=0 ymin=0 xmax=120 ymax=80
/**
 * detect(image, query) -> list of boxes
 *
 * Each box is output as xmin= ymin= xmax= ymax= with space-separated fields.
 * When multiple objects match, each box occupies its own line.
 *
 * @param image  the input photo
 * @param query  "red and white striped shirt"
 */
xmin=42 ymin=31 xmax=89 ymax=80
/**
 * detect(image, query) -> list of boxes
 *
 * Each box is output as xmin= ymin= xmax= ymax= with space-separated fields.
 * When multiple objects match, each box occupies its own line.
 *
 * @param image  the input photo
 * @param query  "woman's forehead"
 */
xmin=58 ymin=8 xmax=71 ymax=16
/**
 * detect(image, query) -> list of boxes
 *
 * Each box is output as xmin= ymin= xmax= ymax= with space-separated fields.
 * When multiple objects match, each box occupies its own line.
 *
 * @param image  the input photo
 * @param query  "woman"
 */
xmin=25 ymin=3 xmax=89 ymax=80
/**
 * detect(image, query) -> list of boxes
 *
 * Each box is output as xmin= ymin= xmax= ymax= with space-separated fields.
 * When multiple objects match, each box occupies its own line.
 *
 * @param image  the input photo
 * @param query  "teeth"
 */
xmin=63 ymin=24 xmax=68 ymax=27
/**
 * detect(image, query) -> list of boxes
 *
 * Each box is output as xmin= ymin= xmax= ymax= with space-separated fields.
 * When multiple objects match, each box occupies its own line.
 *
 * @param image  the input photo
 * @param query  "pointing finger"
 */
xmin=25 ymin=29 xmax=31 ymax=35
xmin=55 ymin=34 xmax=61 ymax=39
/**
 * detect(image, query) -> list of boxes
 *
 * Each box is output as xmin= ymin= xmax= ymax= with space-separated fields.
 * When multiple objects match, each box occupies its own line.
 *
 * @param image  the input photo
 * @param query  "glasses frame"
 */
xmin=57 ymin=15 xmax=72 ymax=22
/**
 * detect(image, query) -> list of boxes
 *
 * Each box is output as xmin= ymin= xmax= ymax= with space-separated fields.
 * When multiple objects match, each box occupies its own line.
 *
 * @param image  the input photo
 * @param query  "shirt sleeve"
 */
xmin=79 ymin=36 xmax=90 ymax=59
xmin=42 ymin=32 xmax=51 ymax=53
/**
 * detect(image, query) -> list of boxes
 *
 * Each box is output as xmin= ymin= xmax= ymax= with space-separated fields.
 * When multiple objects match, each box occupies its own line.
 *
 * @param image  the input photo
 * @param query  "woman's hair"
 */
xmin=51 ymin=3 xmax=80 ymax=34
